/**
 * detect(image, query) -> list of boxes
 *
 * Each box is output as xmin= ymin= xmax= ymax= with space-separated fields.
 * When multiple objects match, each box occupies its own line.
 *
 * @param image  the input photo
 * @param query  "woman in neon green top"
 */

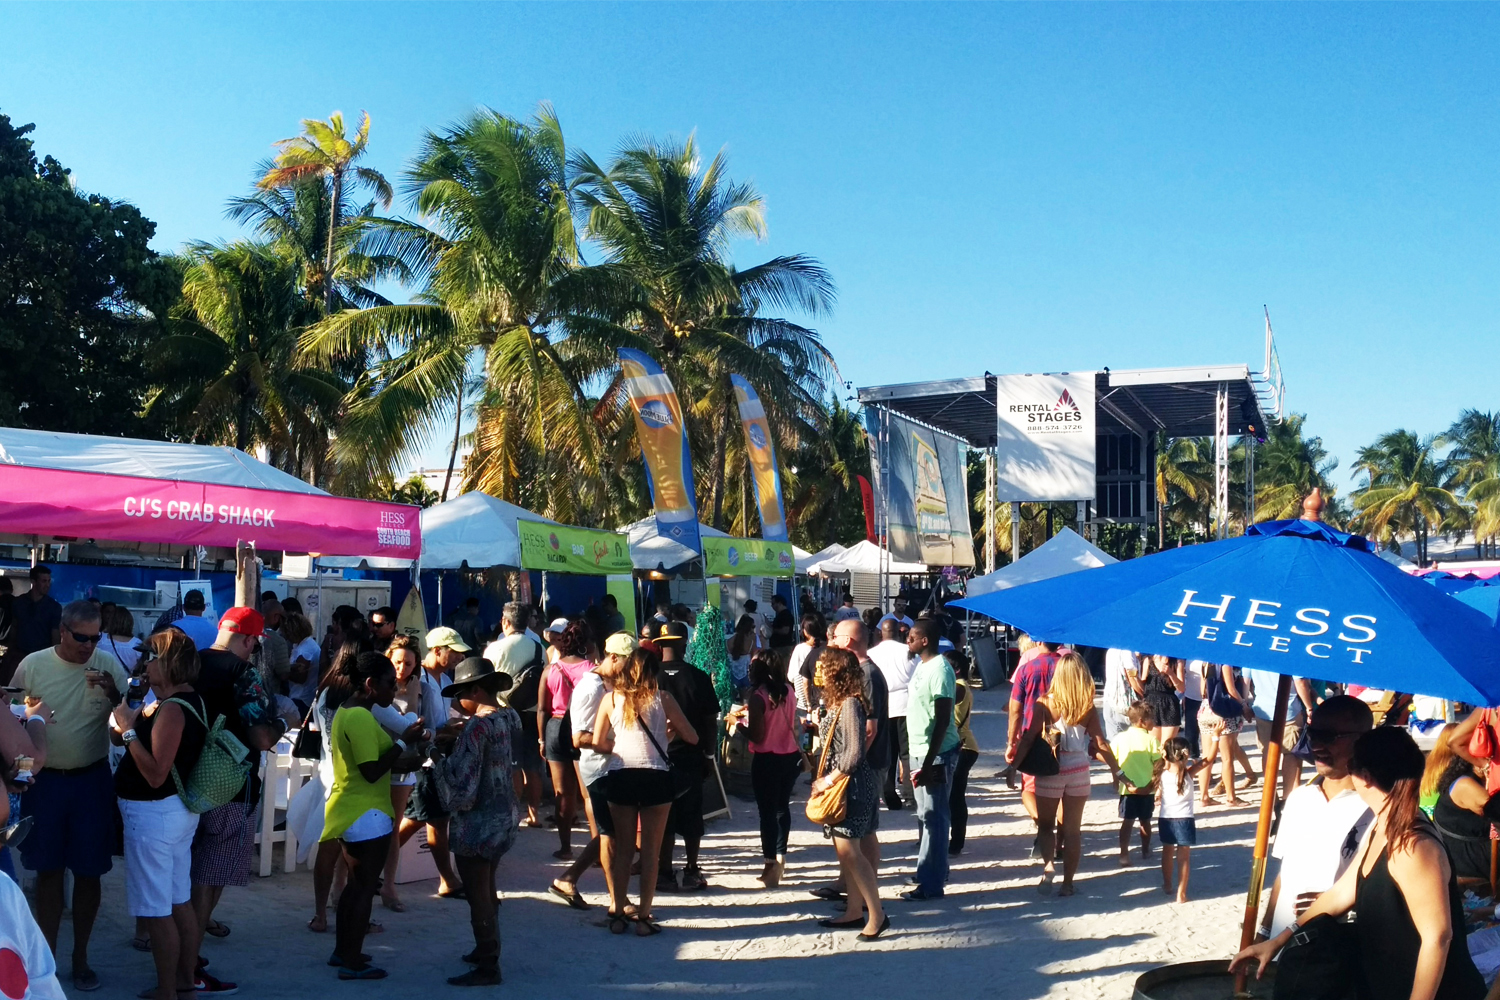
xmin=322 ymin=652 xmax=427 ymax=980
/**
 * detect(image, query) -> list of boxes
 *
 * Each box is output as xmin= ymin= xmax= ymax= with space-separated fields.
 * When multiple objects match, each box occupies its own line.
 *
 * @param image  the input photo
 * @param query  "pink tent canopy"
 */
xmin=1 ymin=431 xmax=423 ymax=560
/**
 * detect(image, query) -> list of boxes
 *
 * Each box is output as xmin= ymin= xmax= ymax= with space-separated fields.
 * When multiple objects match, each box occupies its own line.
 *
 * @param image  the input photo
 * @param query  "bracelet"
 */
xmin=394 ymin=739 xmax=408 ymax=753
xmin=122 ymin=729 xmax=139 ymax=745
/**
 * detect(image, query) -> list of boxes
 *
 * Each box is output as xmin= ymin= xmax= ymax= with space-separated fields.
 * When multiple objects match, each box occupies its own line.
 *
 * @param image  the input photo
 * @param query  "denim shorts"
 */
xmin=19 ymin=760 xmax=116 ymax=878
xmin=1159 ymin=817 xmax=1197 ymax=846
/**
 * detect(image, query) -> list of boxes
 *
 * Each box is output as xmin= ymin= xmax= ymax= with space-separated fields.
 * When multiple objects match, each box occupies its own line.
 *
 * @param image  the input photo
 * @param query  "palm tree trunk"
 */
xmin=441 ymin=385 xmax=463 ymax=502
xmin=324 ymin=170 xmax=343 ymax=315
xmin=709 ymin=408 xmax=729 ymax=530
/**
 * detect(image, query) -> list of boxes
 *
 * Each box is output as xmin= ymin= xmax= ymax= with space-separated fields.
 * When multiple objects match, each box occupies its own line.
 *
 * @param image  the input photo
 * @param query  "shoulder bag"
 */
xmin=1013 ymin=714 xmax=1061 ymax=777
xmin=291 ymin=698 xmax=322 ymax=761
xmin=805 ymin=701 xmax=851 ymax=825
xmin=638 ymin=699 xmax=694 ymax=800
xmin=1207 ymin=665 xmax=1248 ymax=721
xmin=1272 ymin=914 xmax=1360 ymax=1000
xmin=1470 ymin=709 xmax=1496 ymax=761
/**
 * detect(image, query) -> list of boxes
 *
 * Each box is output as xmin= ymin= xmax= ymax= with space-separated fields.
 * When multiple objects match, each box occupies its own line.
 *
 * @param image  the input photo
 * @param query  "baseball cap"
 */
xmin=545 ymin=617 xmax=569 ymax=635
xmin=659 ymin=621 xmax=689 ymax=643
xmin=604 ymin=632 xmax=638 ymax=657
xmin=425 ymin=626 xmax=473 ymax=652
xmin=219 ymin=607 xmax=265 ymax=637
xmin=183 ymin=590 xmax=206 ymax=610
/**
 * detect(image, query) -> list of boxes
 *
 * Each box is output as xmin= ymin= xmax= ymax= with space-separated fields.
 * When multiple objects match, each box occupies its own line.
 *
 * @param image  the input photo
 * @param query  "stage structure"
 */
xmin=858 ymin=323 xmax=1284 ymax=593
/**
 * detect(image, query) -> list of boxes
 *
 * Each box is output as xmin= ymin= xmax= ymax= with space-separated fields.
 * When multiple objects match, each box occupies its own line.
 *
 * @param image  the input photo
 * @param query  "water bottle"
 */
xmin=126 ymin=675 xmax=147 ymax=711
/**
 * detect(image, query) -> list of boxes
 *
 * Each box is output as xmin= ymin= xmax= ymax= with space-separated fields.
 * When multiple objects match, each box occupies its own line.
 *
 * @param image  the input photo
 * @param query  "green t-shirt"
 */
xmin=1110 ymin=726 xmax=1163 ymax=795
xmin=907 ymin=655 xmax=961 ymax=767
xmin=322 ymin=706 xmax=393 ymax=841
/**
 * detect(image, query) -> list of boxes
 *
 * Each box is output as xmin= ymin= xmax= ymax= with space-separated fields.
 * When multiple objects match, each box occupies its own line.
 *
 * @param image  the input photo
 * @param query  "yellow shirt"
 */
xmin=1110 ymin=726 xmax=1163 ymax=796
xmin=954 ymin=681 xmax=979 ymax=753
xmin=14 ymin=647 xmax=130 ymax=771
xmin=322 ymin=706 xmax=394 ymax=841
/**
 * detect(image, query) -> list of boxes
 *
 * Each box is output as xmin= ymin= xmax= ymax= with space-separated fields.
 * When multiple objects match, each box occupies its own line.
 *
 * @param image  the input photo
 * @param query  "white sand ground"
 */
xmin=32 ymin=686 xmax=1269 ymax=1000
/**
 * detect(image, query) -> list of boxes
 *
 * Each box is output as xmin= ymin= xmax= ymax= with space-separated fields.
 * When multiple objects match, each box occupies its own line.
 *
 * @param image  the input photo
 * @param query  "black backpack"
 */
xmin=507 ymin=638 xmax=545 ymax=713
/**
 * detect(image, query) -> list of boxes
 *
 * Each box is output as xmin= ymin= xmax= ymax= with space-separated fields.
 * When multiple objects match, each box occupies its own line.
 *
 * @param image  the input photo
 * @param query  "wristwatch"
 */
xmin=122 ymin=729 xmax=139 ymax=745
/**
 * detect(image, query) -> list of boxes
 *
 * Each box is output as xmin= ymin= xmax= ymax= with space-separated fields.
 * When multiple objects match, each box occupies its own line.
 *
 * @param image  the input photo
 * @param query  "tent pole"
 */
xmin=1010 ymin=502 xmax=1021 ymax=565
xmin=1236 ymin=673 xmax=1291 ymax=996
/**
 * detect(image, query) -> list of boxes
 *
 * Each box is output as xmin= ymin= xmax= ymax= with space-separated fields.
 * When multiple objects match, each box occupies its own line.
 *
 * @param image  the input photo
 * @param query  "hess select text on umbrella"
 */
xmin=1162 ymin=590 xmax=1378 ymax=664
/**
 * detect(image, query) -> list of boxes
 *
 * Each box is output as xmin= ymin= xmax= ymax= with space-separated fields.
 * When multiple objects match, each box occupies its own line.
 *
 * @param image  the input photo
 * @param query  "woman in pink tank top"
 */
xmin=535 ymin=621 xmax=595 ymax=860
xmin=744 ymin=653 xmax=805 ymax=887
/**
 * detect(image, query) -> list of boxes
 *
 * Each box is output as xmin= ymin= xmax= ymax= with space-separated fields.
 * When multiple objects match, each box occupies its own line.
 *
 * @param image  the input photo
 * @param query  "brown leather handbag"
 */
xmin=805 ymin=702 xmax=850 ymax=825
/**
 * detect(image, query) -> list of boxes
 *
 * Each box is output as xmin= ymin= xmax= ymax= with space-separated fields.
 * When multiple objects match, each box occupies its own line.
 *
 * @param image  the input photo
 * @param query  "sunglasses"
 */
xmin=69 ymin=631 xmax=102 ymax=644
xmin=1306 ymin=727 xmax=1361 ymax=745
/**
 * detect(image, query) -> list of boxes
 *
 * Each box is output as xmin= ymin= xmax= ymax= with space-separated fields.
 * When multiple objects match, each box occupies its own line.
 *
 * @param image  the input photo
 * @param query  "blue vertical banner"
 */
xmin=729 ymin=374 xmax=789 ymax=542
xmin=618 ymin=348 xmax=702 ymax=555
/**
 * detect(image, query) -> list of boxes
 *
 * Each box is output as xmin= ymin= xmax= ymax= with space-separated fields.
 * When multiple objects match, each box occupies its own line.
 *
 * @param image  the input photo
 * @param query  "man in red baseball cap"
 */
xmin=186 ymin=606 xmax=284 ymax=993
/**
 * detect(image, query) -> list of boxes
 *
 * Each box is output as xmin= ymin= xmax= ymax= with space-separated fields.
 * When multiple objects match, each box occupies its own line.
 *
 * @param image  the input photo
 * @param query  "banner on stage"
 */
xmin=728 ymin=374 xmax=789 ymax=543
xmin=619 ymin=349 xmax=702 ymax=554
xmin=994 ymin=371 xmax=1097 ymax=502
xmin=863 ymin=409 xmax=975 ymax=567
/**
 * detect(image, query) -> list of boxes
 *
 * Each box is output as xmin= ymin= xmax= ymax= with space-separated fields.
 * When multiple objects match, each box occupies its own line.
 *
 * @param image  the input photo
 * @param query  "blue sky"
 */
xmin=4 ymin=2 xmax=1498 ymax=487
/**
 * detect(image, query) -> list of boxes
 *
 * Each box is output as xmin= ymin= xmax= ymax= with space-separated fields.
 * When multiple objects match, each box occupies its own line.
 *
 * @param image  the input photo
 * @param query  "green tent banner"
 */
xmin=518 ymin=519 xmax=633 ymax=575
xmin=702 ymin=537 xmax=795 ymax=579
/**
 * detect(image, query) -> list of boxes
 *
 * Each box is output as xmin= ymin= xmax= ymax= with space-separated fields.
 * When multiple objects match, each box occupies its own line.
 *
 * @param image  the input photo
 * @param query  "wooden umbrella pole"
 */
xmin=1234 ymin=672 xmax=1292 ymax=996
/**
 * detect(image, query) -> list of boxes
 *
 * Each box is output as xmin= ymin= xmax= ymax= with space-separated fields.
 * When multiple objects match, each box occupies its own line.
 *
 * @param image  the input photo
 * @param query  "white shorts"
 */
xmin=119 ymin=795 xmax=200 ymax=917
xmin=343 ymin=808 xmax=394 ymax=843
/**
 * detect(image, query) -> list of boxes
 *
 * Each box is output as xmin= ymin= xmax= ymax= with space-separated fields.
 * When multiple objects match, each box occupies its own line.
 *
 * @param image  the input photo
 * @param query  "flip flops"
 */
xmin=336 ymin=966 xmax=387 ymax=981
xmin=549 ymin=882 xmax=589 ymax=910
xmin=204 ymin=920 xmax=230 ymax=939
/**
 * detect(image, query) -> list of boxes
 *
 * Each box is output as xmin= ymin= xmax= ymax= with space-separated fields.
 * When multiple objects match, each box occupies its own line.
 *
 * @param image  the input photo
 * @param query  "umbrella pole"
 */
xmin=1235 ymin=673 xmax=1291 ymax=997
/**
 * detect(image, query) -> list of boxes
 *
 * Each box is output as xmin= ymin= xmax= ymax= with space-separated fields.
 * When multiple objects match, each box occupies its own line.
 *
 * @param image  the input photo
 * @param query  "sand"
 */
xmin=30 ymin=686 xmax=1271 ymax=1000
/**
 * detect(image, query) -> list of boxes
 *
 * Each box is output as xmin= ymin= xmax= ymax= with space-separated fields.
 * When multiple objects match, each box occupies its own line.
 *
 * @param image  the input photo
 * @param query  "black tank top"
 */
xmin=1433 ymin=773 xmax=1491 ymax=881
xmin=114 ymin=691 xmax=210 ymax=802
xmin=1354 ymin=824 xmax=1485 ymax=1000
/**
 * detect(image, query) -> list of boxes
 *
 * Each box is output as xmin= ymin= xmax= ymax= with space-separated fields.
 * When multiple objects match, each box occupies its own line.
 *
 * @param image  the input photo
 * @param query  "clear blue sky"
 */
xmin=5 ymin=2 xmax=1498 ymax=487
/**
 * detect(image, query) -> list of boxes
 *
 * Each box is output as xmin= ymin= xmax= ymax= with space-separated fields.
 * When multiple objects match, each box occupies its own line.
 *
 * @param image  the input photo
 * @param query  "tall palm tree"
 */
xmin=1350 ymin=430 xmax=1460 ymax=564
xmin=572 ymin=136 xmax=837 ymax=528
xmin=1441 ymin=410 xmax=1500 ymax=556
xmin=1154 ymin=434 xmax=1212 ymax=548
xmin=300 ymin=106 xmax=618 ymax=522
xmin=145 ymin=241 xmax=345 ymax=466
xmin=785 ymin=396 xmax=868 ymax=550
xmin=258 ymin=112 xmax=394 ymax=313
xmin=1251 ymin=414 xmax=1341 ymax=522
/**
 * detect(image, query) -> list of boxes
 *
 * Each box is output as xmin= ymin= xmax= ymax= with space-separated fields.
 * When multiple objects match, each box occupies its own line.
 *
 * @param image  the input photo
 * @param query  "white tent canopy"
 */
xmin=0 ymin=426 xmax=325 ymax=494
xmin=621 ymin=516 xmax=730 ymax=571
xmin=799 ymin=543 xmax=847 ymax=574
xmin=806 ymin=539 xmax=927 ymax=577
xmin=1378 ymin=548 xmax=1417 ymax=570
xmin=965 ymin=527 xmax=1116 ymax=597
xmin=792 ymin=544 xmax=816 ymax=565
xmin=417 ymin=492 xmax=554 ymax=570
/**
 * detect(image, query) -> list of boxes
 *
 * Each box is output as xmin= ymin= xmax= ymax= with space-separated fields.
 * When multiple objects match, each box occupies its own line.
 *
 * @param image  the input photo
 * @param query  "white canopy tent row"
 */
xmin=315 ymin=492 xmax=556 ymax=571
xmin=801 ymin=539 xmax=930 ymax=610
xmin=964 ymin=527 xmax=1117 ymax=597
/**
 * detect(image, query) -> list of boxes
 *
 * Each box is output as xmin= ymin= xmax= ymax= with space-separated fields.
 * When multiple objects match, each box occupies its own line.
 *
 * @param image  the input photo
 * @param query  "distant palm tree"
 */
xmin=1154 ymin=434 xmax=1212 ymax=548
xmin=573 ymin=136 xmax=837 ymax=528
xmin=785 ymin=397 xmax=868 ymax=551
xmin=146 ymin=241 xmax=344 ymax=468
xmin=1350 ymin=430 xmax=1460 ymax=564
xmin=1441 ymin=409 xmax=1500 ymax=556
xmin=258 ymin=112 xmax=394 ymax=313
xmin=1252 ymin=414 xmax=1341 ymax=522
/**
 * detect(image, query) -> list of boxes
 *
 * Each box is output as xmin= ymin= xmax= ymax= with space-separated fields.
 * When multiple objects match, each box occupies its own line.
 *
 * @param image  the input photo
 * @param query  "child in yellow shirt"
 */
xmin=1108 ymin=702 xmax=1164 ymax=866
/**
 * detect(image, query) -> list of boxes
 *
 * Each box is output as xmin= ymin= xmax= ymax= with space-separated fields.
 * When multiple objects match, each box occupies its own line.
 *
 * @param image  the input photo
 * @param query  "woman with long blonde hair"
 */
xmin=592 ymin=647 xmax=697 ymax=935
xmin=1012 ymin=653 xmax=1120 ymax=897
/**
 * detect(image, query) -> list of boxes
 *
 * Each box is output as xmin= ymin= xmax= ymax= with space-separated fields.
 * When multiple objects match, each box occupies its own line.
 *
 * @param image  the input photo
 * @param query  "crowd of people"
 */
xmin=2 ymin=569 xmax=1498 ymax=999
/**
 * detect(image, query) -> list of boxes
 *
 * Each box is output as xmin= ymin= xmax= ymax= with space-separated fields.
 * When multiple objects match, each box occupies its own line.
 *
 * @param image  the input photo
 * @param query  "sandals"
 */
xmin=306 ymin=915 xmax=328 ymax=933
xmin=204 ymin=920 xmax=230 ymax=939
xmin=131 ymin=936 xmax=151 ymax=952
xmin=549 ymin=882 xmax=590 ymax=910
xmin=635 ymin=917 xmax=663 ymax=936
xmin=380 ymin=894 xmax=406 ymax=913
xmin=336 ymin=966 xmax=388 ymax=981
xmin=438 ymin=887 xmax=467 ymax=900
xmin=608 ymin=913 xmax=630 ymax=935
xmin=808 ymin=886 xmax=845 ymax=901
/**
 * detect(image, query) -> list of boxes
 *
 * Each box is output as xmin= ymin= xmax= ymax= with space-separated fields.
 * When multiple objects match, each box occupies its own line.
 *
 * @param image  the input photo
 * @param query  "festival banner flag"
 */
xmin=728 ymin=374 xmax=789 ymax=543
xmin=618 ymin=349 xmax=702 ymax=555
xmin=516 ymin=520 xmax=633 ymax=575
xmin=701 ymin=536 xmax=795 ymax=579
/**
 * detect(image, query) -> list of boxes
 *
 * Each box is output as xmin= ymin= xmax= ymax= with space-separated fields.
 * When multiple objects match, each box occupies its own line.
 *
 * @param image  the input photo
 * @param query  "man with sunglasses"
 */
xmin=1258 ymin=694 xmax=1376 ymax=941
xmin=11 ymin=599 xmax=128 ymax=992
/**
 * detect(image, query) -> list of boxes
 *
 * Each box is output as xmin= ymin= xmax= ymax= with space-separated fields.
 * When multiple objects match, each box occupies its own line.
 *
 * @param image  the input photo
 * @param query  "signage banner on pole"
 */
xmin=618 ymin=349 xmax=701 ymax=554
xmin=728 ymin=374 xmax=789 ymax=542
xmin=994 ymin=371 xmax=1097 ymax=502
xmin=517 ymin=520 xmax=633 ymax=575
xmin=862 ymin=409 xmax=975 ymax=567
xmin=702 ymin=537 xmax=795 ymax=579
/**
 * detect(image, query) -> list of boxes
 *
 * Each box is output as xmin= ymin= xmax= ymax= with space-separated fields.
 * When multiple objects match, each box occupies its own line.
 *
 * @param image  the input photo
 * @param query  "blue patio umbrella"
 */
xmin=1455 ymin=583 xmax=1500 ymax=625
xmin=954 ymin=517 xmax=1500 ymax=705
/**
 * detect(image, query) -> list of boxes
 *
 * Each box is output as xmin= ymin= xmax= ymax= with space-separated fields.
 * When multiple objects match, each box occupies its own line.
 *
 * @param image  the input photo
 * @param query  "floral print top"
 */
xmin=437 ymin=710 xmax=520 ymax=861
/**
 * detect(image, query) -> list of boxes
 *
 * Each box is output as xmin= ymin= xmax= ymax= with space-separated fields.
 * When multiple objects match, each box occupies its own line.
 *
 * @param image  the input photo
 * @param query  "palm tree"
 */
xmin=785 ymin=396 xmax=868 ymax=550
xmin=1154 ymin=434 xmax=1212 ymax=548
xmin=145 ymin=241 xmax=345 ymax=467
xmin=572 ymin=136 xmax=837 ymax=528
xmin=1350 ymin=430 xmax=1460 ymax=564
xmin=1441 ymin=410 xmax=1500 ymax=556
xmin=300 ymin=106 xmax=618 ymax=523
xmin=258 ymin=112 xmax=394 ymax=313
xmin=1251 ymin=414 xmax=1341 ymax=522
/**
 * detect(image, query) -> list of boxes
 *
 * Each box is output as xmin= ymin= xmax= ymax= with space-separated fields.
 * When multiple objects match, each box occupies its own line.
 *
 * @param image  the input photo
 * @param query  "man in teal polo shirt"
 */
xmin=901 ymin=617 xmax=960 ymax=900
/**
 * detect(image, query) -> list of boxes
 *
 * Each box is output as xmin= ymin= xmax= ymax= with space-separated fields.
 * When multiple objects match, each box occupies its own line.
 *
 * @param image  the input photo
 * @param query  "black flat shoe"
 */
xmin=818 ymin=918 xmax=864 ymax=930
xmin=857 ymin=914 xmax=892 ymax=941
xmin=448 ymin=967 xmax=502 ymax=986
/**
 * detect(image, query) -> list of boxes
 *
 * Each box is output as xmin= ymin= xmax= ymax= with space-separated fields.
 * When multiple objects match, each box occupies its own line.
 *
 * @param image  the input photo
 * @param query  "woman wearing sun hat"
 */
xmin=435 ymin=656 xmax=520 ymax=987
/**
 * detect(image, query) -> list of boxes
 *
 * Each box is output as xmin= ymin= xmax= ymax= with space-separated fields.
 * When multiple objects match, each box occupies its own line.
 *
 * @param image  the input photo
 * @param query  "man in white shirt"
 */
xmin=743 ymin=600 xmax=769 ymax=650
xmin=1260 ymin=696 xmax=1376 ymax=940
xmin=868 ymin=619 xmax=916 ymax=810
xmin=0 ymin=868 xmax=66 ymax=999
xmin=876 ymin=596 xmax=915 ymax=634
xmin=832 ymin=594 xmax=862 ymax=623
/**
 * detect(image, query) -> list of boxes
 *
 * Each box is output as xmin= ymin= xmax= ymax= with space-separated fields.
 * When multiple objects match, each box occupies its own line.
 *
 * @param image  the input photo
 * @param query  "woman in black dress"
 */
xmin=1430 ymin=756 xmax=1491 ymax=882
xmin=1233 ymin=726 xmax=1485 ymax=1000
xmin=1140 ymin=654 xmax=1183 ymax=744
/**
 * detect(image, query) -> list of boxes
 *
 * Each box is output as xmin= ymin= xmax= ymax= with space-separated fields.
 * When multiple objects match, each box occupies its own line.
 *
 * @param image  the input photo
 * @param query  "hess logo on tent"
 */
xmin=1160 ymin=589 xmax=1379 ymax=665
xmin=748 ymin=423 xmax=768 ymax=450
xmin=639 ymin=400 xmax=675 ymax=429
xmin=1055 ymin=390 xmax=1079 ymax=412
